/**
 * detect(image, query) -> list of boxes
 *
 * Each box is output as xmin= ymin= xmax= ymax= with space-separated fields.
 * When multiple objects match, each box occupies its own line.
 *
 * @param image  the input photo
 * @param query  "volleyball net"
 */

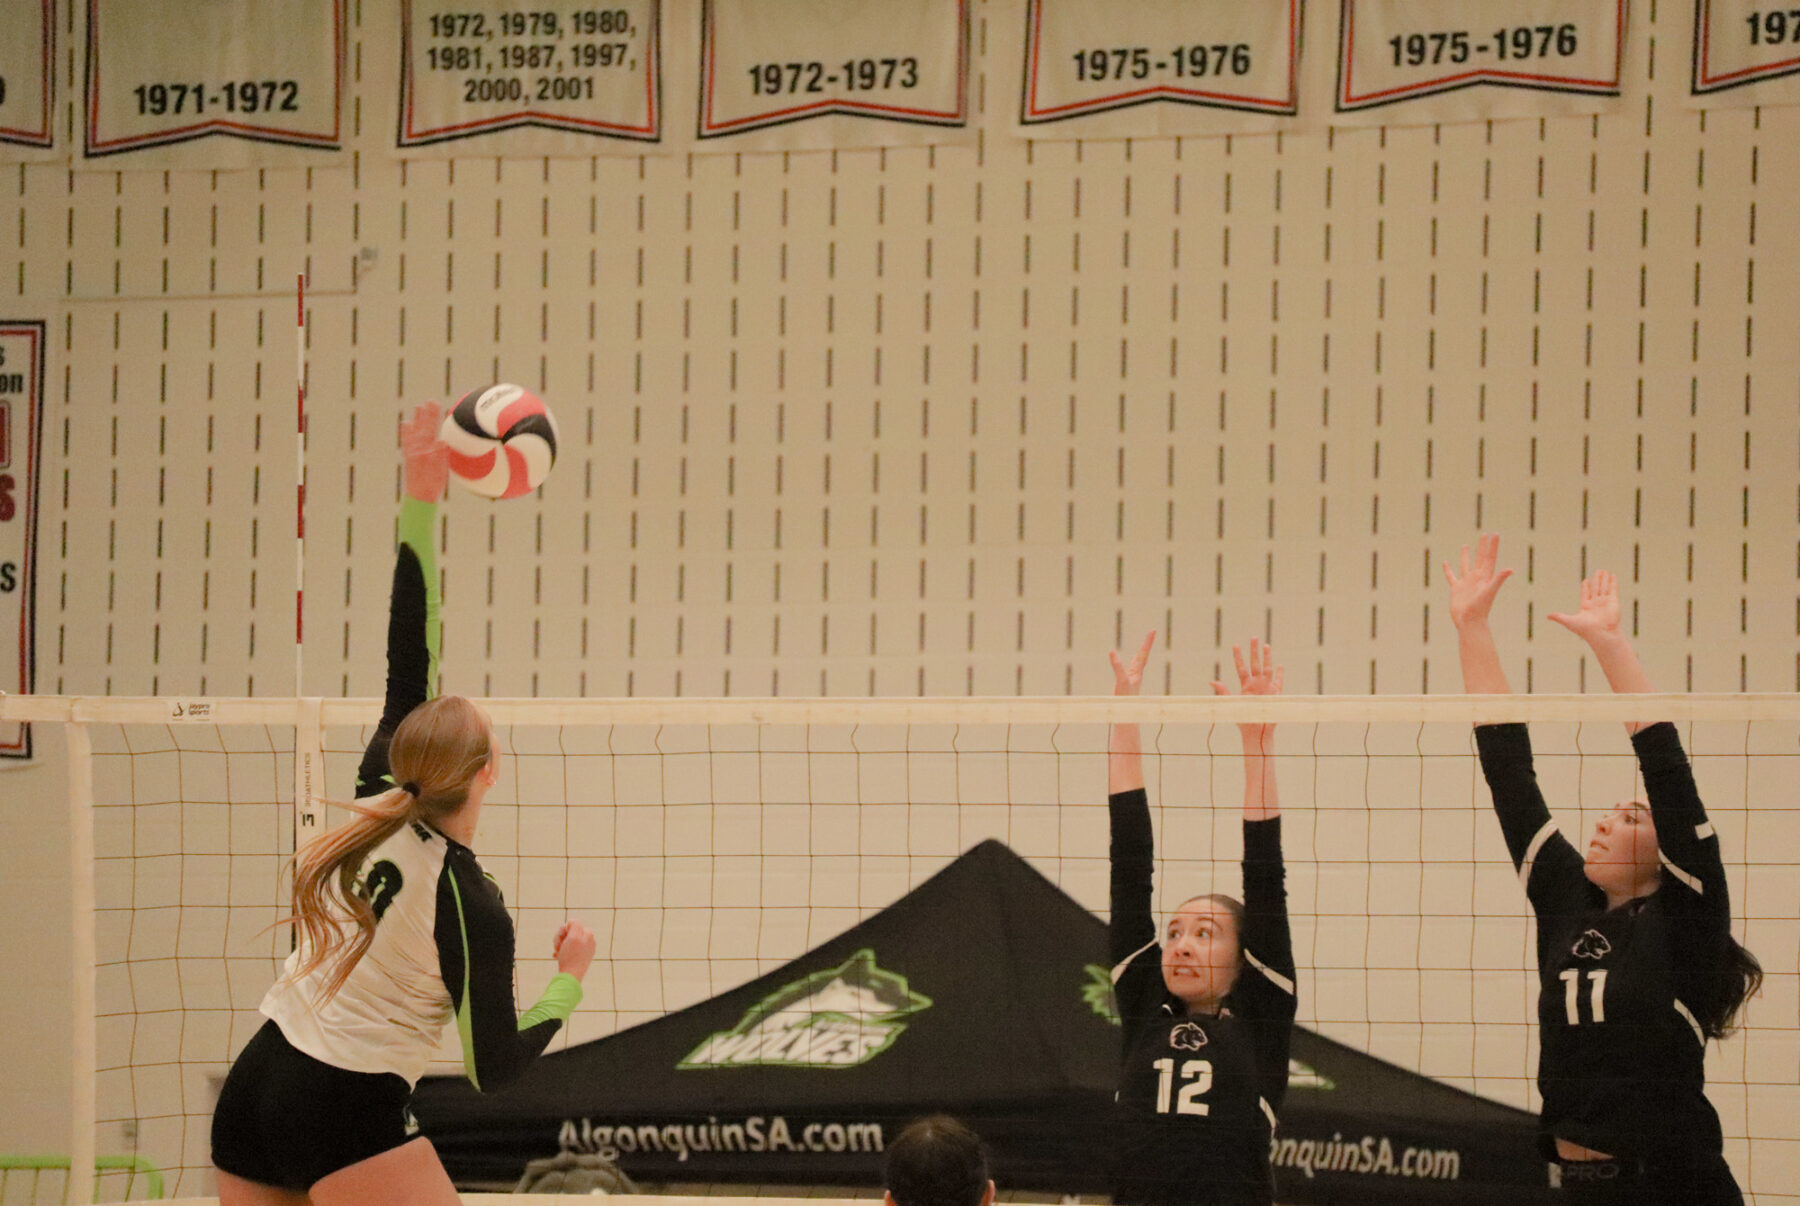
xmin=8 ymin=694 xmax=1797 ymax=1204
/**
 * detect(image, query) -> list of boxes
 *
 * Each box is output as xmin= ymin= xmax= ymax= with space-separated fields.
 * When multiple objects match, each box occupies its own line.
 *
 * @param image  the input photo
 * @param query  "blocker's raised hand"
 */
xmin=1443 ymin=533 xmax=1514 ymax=629
xmin=1110 ymin=630 xmax=1157 ymax=697
xmin=401 ymin=400 xmax=449 ymax=503
xmin=1547 ymin=570 xmax=1623 ymax=645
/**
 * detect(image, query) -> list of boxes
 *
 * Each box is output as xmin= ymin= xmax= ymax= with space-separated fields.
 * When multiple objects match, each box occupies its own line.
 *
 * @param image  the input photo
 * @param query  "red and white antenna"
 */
xmin=295 ymin=272 xmax=306 ymax=696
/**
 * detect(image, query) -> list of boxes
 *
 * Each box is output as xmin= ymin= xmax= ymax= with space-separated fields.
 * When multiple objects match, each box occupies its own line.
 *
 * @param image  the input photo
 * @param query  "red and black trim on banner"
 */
xmin=0 ymin=0 xmax=55 ymax=148
xmin=1336 ymin=0 xmax=1626 ymax=112
xmin=696 ymin=0 xmax=969 ymax=138
xmin=396 ymin=0 xmax=662 ymax=146
xmin=1020 ymin=0 xmax=1301 ymax=124
xmin=1692 ymin=0 xmax=1800 ymax=94
xmin=83 ymin=0 xmax=346 ymax=157
xmin=0 ymin=321 xmax=44 ymax=760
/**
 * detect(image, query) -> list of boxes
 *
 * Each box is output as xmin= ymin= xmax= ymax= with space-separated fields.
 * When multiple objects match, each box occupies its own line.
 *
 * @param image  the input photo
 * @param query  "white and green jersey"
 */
xmin=261 ymin=496 xmax=579 ymax=1090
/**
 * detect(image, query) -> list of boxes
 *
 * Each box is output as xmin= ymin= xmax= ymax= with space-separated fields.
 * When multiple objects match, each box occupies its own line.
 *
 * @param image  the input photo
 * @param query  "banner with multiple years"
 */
xmin=0 ymin=0 xmax=58 ymax=162
xmin=695 ymin=0 xmax=971 ymax=149
xmin=1013 ymin=0 xmax=1302 ymax=139
xmin=1687 ymin=0 xmax=1800 ymax=109
xmin=397 ymin=0 xmax=663 ymax=151
xmin=1332 ymin=0 xmax=1628 ymax=125
xmin=0 ymin=322 xmax=43 ymax=762
xmin=0 ymin=0 xmax=1791 ymax=164
xmin=84 ymin=0 xmax=346 ymax=164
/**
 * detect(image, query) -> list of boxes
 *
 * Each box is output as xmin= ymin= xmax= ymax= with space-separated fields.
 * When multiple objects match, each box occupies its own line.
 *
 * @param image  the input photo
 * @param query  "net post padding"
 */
xmin=67 ymin=721 xmax=99 ymax=1206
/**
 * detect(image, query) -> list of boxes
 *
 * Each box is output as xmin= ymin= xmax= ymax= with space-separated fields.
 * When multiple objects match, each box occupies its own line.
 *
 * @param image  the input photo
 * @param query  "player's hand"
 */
xmin=401 ymin=401 xmax=449 ymax=503
xmin=1547 ymin=570 xmax=1623 ymax=645
xmin=1442 ymin=533 xmax=1514 ymax=629
xmin=1213 ymin=638 xmax=1282 ymax=754
xmin=553 ymin=921 xmax=596 ymax=981
xmin=1109 ymin=631 xmax=1156 ymax=697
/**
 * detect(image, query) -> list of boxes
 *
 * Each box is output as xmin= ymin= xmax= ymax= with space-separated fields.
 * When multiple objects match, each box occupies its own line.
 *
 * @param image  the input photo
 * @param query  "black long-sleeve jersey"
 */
xmin=262 ymin=498 xmax=580 ymax=1089
xmin=1108 ymin=789 xmax=1297 ymax=1206
xmin=1476 ymin=722 xmax=1733 ymax=1164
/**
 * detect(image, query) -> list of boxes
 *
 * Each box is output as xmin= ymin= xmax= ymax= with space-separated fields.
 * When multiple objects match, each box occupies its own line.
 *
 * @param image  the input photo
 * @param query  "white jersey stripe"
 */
xmin=1660 ymin=851 xmax=1703 ymax=895
xmin=1674 ymin=999 xmax=1706 ymax=1048
xmin=1694 ymin=820 xmax=1715 ymax=841
xmin=1260 ymin=1096 xmax=1278 ymax=1133
xmin=1112 ymin=939 xmax=1157 ymax=985
xmin=1245 ymin=949 xmax=1295 ymax=997
xmin=1519 ymin=819 xmax=1558 ymax=890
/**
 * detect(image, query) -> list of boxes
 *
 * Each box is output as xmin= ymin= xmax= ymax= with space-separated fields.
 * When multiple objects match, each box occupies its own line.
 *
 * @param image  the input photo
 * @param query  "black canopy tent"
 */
xmin=413 ymin=840 xmax=1553 ymax=1203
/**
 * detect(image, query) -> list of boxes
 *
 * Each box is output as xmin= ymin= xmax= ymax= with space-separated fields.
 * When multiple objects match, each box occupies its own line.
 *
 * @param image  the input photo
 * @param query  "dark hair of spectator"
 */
xmin=883 ymin=1115 xmax=990 ymax=1206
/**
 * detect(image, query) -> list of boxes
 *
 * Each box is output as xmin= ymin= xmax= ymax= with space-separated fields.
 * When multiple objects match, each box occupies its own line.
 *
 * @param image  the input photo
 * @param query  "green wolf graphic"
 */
xmin=678 ymin=949 xmax=932 ymax=1069
xmin=1083 ymin=963 xmax=1121 ymax=1025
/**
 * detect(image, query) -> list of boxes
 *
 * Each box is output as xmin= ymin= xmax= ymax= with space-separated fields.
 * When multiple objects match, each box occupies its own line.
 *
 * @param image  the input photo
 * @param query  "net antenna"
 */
xmin=295 ymin=273 xmax=321 ymax=838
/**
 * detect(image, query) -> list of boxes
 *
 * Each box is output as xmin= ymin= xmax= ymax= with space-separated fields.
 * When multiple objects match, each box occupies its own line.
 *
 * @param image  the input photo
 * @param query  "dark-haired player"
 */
xmin=1106 ymin=634 xmax=1296 ymax=1206
xmin=1446 ymin=535 xmax=1761 ymax=1204
xmin=883 ymin=1115 xmax=993 ymax=1206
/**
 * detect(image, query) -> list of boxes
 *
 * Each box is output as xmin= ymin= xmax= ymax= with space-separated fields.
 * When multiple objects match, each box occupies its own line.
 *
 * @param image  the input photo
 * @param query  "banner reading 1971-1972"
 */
xmin=0 ymin=0 xmax=56 ymax=160
xmin=0 ymin=322 xmax=42 ymax=762
xmin=1688 ymin=0 xmax=1800 ymax=109
xmin=83 ymin=0 xmax=346 ymax=165
xmin=696 ymin=0 xmax=970 ymax=150
xmin=1334 ymin=0 xmax=1627 ymax=126
xmin=397 ymin=0 xmax=662 ymax=151
xmin=1017 ymin=0 xmax=1301 ymax=139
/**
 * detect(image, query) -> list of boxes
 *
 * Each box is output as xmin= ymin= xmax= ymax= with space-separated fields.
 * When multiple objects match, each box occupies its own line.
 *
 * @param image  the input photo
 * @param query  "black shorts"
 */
xmin=211 ymin=1019 xmax=419 ymax=1190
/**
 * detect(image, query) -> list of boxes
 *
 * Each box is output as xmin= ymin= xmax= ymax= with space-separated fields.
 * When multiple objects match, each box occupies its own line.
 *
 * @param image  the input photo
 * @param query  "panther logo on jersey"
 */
xmin=1571 ymin=929 xmax=1612 ymax=960
xmin=360 ymin=860 xmax=404 ymax=922
xmin=1169 ymin=1022 xmax=1209 ymax=1051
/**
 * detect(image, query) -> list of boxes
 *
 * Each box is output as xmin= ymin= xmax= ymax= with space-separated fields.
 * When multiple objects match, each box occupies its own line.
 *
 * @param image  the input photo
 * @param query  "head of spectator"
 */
xmin=883 ymin=1115 xmax=994 ymax=1206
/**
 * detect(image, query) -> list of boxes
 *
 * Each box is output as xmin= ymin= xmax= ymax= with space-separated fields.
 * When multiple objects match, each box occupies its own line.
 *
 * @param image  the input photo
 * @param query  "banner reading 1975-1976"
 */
xmin=696 ymin=0 xmax=970 ymax=151
xmin=1334 ymin=0 xmax=1627 ymax=126
xmin=83 ymin=0 xmax=346 ymax=165
xmin=0 ymin=322 xmax=43 ymax=762
xmin=397 ymin=0 xmax=662 ymax=151
xmin=1688 ymin=0 xmax=1800 ymax=109
xmin=1017 ymin=0 xmax=1301 ymax=139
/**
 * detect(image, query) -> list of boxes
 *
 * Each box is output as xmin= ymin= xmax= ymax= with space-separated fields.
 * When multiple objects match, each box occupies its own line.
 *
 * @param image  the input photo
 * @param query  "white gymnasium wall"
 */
xmin=2 ymin=0 xmax=1797 ymax=1196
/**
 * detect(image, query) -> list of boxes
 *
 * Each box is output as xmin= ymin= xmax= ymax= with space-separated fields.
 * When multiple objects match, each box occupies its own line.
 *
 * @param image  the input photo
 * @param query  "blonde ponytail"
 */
xmin=286 ymin=695 xmax=494 ymax=1000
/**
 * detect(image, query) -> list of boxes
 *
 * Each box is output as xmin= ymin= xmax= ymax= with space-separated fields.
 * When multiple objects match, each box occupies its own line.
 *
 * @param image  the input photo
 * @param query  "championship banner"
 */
xmin=83 ymin=0 xmax=346 ymax=166
xmin=696 ymin=0 xmax=971 ymax=151
xmin=0 ymin=0 xmax=58 ymax=161
xmin=1334 ymin=0 xmax=1627 ymax=126
xmin=1015 ymin=0 xmax=1302 ymax=139
xmin=397 ymin=0 xmax=662 ymax=152
xmin=0 ymin=322 xmax=43 ymax=762
xmin=1688 ymin=0 xmax=1800 ymax=109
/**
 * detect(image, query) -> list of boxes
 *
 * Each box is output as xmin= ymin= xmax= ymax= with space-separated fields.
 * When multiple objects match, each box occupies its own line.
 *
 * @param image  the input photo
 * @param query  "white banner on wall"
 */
xmin=397 ymin=0 xmax=662 ymax=151
xmin=0 ymin=0 xmax=57 ymax=161
xmin=0 ymin=322 xmax=42 ymax=762
xmin=696 ymin=0 xmax=970 ymax=151
xmin=1688 ymin=0 xmax=1800 ymax=109
xmin=1015 ymin=0 xmax=1302 ymax=139
xmin=1333 ymin=0 xmax=1627 ymax=125
xmin=83 ymin=0 xmax=346 ymax=165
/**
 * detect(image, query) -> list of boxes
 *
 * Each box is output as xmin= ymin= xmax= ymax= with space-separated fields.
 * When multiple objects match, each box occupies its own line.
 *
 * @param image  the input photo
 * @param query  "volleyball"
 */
xmin=439 ymin=384 xmax=559 ymax=499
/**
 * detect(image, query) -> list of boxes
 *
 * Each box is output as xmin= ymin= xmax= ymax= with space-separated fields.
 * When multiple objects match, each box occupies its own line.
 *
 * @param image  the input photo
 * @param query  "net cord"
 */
xmin=5 ymin=692 xmax=1800 ymax=728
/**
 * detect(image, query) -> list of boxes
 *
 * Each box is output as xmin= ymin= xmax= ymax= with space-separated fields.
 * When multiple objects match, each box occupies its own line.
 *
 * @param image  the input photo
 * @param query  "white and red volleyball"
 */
xmin=439 ymin=384 xmax=559 ymax=499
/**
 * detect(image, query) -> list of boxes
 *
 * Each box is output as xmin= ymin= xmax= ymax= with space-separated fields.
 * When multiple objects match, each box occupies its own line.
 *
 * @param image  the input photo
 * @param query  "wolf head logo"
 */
xmin=679 ymin=949 xmax=932 ymax=1069
xmin=1571 ymin=929 xmax=1612 ymax=960
xmin=1169 ymin=1022 xmax=1209 ymax=1052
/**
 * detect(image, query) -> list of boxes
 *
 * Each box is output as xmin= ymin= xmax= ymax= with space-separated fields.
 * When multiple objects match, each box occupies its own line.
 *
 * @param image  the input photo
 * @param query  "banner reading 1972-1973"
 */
xmin=1334 ymin=0 xmax=1627 ymax=126
xmin=1688 ymin=0 xmax=1800 ymax=109
xmin=0 ymin=0 xmax=57 ymax=161
xmin=83 ymin=0 xmax=346 ymax=166
xmin=397 ymin=0 xmax=661 ymax=151
xmin=1017 ymin=0 xmax=1301 ymax=139
xmin=0 ymin=322 xmax=43 ymax=762
xmin=696 ymin=0 xmax=970 ymax=151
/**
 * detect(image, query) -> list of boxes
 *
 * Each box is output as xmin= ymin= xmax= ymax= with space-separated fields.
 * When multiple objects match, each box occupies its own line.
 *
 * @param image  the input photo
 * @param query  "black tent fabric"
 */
xmin=413 ymin=840 xmax=1553 ymax=1203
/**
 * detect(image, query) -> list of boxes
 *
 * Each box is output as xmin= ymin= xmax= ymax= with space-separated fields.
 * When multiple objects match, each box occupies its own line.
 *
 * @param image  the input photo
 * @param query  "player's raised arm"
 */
xmin=1210 ymin=638 xmax=1281 ymax=821
xmin=1107 ymin=631 xmax=1157 ymax=968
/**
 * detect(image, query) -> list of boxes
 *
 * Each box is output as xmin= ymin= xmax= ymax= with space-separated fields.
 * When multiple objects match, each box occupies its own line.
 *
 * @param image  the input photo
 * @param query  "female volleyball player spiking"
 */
xmin=1106 ymin=632 xmax=1296 ymax=1206
xmin=1446 ymin=534 xmax=1761 ymax=1205
xmin=210 ymin=403 xmax=596 ymax=1206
